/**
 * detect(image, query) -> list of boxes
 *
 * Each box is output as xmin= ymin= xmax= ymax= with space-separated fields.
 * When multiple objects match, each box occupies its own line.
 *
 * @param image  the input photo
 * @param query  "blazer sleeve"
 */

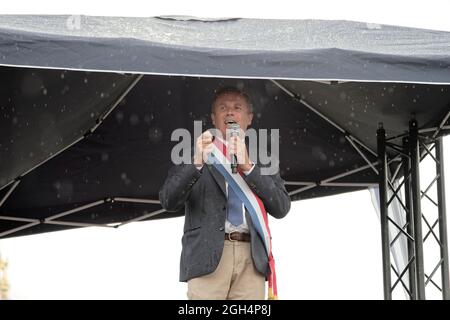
xmin=159 ymin=164 xmax=202 ymax=212
xmin=243 ymin=164 xmax=291 ymax=219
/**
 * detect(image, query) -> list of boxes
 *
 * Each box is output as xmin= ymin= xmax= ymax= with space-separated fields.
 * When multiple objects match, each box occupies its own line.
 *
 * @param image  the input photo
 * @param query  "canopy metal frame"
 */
xmin=0 ymin=76 xmax=448 ymax=300
xmin=377 ymin=119 xmax=450 ymax=300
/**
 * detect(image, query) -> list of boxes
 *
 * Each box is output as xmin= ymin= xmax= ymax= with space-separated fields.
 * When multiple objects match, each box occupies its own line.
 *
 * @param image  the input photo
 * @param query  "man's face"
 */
xmin=211 ymin=92 xmax=253 ymax=139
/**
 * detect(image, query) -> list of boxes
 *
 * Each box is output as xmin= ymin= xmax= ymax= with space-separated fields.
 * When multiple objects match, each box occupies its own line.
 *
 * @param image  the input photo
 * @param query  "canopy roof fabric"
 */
xmin=0 ymin=15 xmax=449 ymax=238
xmin=1 ymin=15 xmax=450 ymax=83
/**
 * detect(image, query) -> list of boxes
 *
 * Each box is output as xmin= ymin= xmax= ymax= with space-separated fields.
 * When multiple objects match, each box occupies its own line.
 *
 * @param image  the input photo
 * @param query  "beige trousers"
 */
xmin=187 ymin=239 xmax=265 ymax=300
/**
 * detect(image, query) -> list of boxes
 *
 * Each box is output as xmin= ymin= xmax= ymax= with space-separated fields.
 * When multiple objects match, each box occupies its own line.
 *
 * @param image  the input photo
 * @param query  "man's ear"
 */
xmin=247 ymin=112 xmax=253 ymax=126
xmin=211 ymin=113 xmax=216 ymax=126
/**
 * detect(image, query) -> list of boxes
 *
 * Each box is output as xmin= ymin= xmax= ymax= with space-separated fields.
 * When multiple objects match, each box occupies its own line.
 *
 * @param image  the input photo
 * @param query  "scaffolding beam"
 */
xmin=402 ymin=137 xmax=417 ymax=300
xmin=409 ymin=119 xmax=426 ymax=299
xmin=377 ymin=123 xmax=392 ymax=300
xmin=436 ymin=138 xmax=450 ymax=299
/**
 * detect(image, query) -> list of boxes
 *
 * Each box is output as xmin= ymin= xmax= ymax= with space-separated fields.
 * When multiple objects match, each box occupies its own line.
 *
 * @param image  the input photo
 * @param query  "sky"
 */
xmin=0 ymin=0 xmax=450 ymax=300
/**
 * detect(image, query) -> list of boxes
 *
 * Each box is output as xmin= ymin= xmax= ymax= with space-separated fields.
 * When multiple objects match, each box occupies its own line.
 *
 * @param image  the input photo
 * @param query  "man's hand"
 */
xmin=228 ymin=135 xmax=253 ymax=172
xmin=193 ymin=130 xmax=214 ymax=166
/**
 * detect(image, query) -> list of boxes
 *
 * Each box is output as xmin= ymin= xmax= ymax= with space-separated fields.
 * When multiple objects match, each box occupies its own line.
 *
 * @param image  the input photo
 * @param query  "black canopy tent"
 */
xmin=0 ymin=15 xmax=449 ymax=299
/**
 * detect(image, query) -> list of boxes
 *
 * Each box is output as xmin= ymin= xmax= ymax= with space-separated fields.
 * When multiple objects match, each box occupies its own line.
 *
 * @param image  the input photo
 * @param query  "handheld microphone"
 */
xmin=228 ymin=123 xmax=240 ymax=174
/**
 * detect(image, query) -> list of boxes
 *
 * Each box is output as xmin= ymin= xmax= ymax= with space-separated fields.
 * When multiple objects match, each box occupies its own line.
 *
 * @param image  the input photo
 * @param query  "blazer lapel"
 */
xmin=207 ymin=164 xmax=227 ymax=197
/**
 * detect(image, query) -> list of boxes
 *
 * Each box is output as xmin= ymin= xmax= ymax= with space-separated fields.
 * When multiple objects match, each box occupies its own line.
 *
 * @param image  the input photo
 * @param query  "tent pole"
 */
xmin=90 ymin=74 xmax=144 ymax=133
xmin=436 ymin=137 xmax=450 ymax=299
xmin=377 ymin=123 xmax=392 ymax=300
xmin=0 ymin=222 xmax=41 ymax=238
xmin=287 ymin=156 xmax=402 ymax=197
xmin=114 ymin=197 xmax=160 ymax=204
xmin=118 ymin=208 xmax=166 ymax=227
xmin=0 ymin=196 xmax=163 ymax=238
xmin=432 ymin=109 xmax=450 ymax=139
xmin=403 ymin=137 xmax=417 ymax=300
xmin=0 ymin=180 xmax=20 ymax=208
xmin=409 ymin=119 xmax=426 ymax=299
xmin=345 ymin=136 xmax=378 ymax=174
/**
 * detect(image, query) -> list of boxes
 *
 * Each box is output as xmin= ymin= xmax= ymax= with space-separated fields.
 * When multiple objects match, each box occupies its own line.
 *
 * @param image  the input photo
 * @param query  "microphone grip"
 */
xmin=230 ymin=126 xmax=239 ymax=174
xmin=231 ymin=155 xmax=238 ymax=174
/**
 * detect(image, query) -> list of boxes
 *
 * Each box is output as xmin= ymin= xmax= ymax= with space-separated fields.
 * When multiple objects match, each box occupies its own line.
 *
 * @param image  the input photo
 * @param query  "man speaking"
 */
xmin=159 ymin=87 xmax=291 ymax=300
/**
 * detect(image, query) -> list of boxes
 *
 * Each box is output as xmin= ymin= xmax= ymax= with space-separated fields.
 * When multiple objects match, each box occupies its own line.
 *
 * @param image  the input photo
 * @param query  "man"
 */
xmin=159 ymin=87 xmax=290 ymax=300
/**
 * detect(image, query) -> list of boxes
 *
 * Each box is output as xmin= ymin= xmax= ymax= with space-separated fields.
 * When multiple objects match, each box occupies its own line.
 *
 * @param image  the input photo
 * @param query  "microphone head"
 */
xmin=227 ymin=122 xmax=240 ymax=132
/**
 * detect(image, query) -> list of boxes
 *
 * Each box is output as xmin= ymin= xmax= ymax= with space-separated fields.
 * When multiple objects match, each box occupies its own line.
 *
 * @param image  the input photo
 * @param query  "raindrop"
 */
xmin=312 ymin=146 xmax=327 ymax=161
xmin=101 ymin=152 xmax=109 ymax=162
xmin=116 ymin=111 xmax=124 ymax=123
xmin=90 ymin=213 xmax=99 ymax=219
xmin=12 ymin=117 xmax=18 ymax=125
xmin=148 ymin=127 xmax=163 ymax=143
xmin=84 ymin=78 xmax=88 ymax=84
xmin=100 ymin=92 xmax=105 ymax=98
xmin=42 ymin=88 xmax=48 ymax=95
xmin=144 ymin=114 xmax=153 ymax=124
xmin=328 ymin=160 xmax=335 ymax=167
xmin=21 ymin=73 xmax=43 ymax=96
xmin=120 ymin=172 xmax=131 ymax=186
xmin=53 ymin=180 xmax=74 ymax=199
xmin=129 ymin=113 xmax=140 ymax=126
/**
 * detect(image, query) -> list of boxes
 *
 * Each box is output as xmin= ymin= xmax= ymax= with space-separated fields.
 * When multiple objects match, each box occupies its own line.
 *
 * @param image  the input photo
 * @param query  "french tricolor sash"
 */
xmin=207 ymin=138 xmax=278 ymax=300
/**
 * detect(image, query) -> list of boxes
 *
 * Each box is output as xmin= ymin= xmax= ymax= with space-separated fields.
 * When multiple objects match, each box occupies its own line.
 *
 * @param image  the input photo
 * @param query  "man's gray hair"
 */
xmin=211 ymin=87 xmax=253 ymax=113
